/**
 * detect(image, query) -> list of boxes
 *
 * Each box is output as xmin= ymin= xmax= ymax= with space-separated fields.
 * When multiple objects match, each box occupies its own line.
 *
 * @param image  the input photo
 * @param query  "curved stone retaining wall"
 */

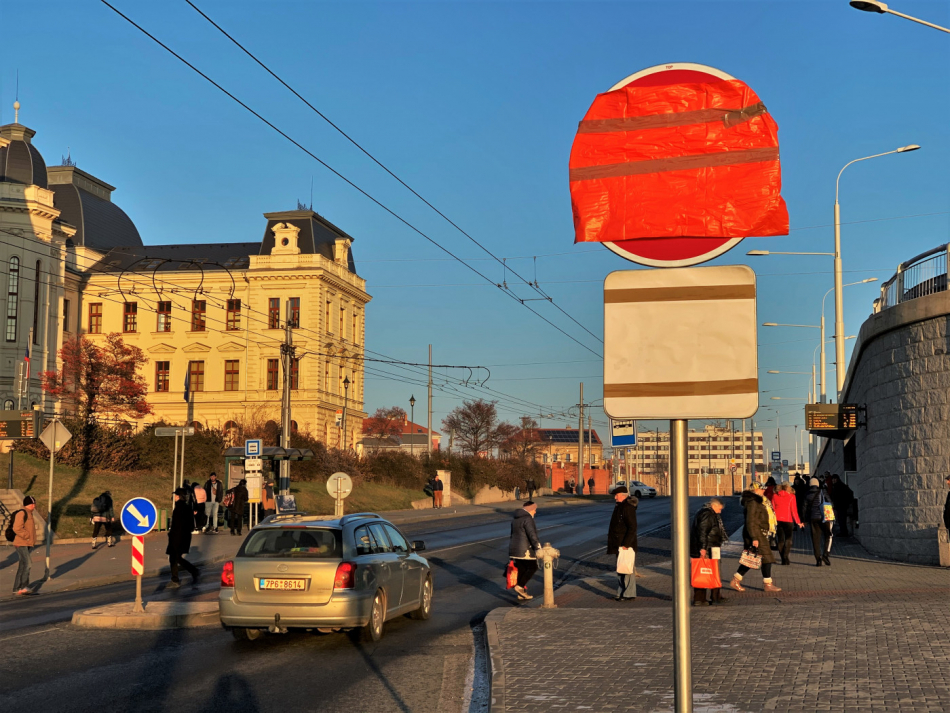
xmin=814 ymin=290 xmax=949 ymax=565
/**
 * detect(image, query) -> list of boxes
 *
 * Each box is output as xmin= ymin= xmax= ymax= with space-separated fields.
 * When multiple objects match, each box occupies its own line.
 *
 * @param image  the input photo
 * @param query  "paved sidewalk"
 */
xmin=487 ymin=529 xmax=950 ymax=712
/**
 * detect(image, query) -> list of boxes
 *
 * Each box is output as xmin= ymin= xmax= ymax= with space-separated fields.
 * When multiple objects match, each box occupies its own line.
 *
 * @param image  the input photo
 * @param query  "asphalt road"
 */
xmin=0 ymin=497 xmax=680 ymax=713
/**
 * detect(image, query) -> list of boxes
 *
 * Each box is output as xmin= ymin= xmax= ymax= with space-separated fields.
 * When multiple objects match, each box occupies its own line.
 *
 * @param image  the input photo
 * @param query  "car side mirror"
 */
xmin=412 ymin=540 xmax=426 ymax=552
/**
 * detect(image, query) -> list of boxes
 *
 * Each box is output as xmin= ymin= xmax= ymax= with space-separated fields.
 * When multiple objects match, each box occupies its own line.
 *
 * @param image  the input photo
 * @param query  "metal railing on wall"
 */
xmin=874 ymin=243 xmax=949 ymax=313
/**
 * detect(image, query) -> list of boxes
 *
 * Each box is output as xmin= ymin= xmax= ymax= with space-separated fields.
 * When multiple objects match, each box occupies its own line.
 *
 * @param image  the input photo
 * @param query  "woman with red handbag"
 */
xmin=730 ymin=482 xmax=781 ymax=593
xmin=689 ymin=498 xmax=728 ymax=605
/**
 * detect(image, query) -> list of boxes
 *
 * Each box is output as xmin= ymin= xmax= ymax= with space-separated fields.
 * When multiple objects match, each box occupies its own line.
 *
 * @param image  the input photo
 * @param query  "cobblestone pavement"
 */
xmin=488 ymin=525 xmax=950 ymax=712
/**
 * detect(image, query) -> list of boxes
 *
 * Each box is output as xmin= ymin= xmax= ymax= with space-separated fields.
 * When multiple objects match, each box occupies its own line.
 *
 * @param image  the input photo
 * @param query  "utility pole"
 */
xmin=577 ymin=383 xmax=584 ymax=495
xmin=587 ymin=413 xmax=593 ymax=470
xmin=427 ymin=345 xmax=432 ymax=456
xmin=279 ymin=301 xmax=295 ymax=495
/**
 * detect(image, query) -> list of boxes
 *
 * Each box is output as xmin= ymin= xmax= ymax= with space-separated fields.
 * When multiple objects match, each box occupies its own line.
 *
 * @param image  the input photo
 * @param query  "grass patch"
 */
xmin=9 ymin=452 xmax=427 ymax=537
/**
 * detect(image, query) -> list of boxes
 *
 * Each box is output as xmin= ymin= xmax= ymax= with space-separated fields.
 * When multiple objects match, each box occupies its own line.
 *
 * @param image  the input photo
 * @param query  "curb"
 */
xmin=0 ymin=553 xmax=232 ymax=602
xmin=71 ymin=601 xmax=219 ymax=630
xmin=484 ymin=608 xmax=510 ymax=713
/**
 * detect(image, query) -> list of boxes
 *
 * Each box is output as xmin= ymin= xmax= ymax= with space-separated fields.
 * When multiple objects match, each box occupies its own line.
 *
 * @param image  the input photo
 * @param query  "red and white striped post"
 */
xmin=132 ymin=535 xmax=145 ymax=613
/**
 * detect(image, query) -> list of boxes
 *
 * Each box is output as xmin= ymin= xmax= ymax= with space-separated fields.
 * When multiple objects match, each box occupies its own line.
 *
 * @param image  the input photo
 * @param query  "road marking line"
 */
xmin=0 ymin=626 xmax=62 ymax=643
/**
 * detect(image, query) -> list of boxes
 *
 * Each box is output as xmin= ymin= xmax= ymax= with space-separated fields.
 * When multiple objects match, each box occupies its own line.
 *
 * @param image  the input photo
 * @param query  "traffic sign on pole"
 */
xmin=610 ymin=419 xmax=637 ymax=447
xmin=120 ymin=498 xmax=159 ymax=537
xmin=244 ymin=439 xmax=262 ymax=457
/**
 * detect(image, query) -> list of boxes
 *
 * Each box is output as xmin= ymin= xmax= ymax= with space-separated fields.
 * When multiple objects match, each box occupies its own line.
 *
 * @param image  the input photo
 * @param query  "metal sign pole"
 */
xmin=45 ymin=433 xmax=55 ymax=580
xmin=179 ymin=429 xmax=187 ymax=491
xmin=670 ymin=418 xmax=692 ymax=713
xmin=172 ymin=430 xmax=179 ymax=514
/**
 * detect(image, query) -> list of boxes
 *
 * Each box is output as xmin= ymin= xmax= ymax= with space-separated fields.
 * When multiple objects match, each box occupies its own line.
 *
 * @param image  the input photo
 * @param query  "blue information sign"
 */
xmin=771 ymin=451 xmax=781 ymax=463
xmin=120 ymin=497 xmax=158 ymax=536
xmin=610 ymin=419 xmax=637 ymax=447
xmin=245 ymin=439 xmax=263 ymax=457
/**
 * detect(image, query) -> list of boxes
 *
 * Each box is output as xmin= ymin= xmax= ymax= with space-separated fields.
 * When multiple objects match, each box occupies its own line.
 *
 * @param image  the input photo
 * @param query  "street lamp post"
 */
xmin=850 ymin=1 xmax=950 ymax=33
xmin=835 ymin=145 xmax=920 ymax=397
xmin=342 ymin=376 xmax=350 ymax=451
xmin=409 ymin=395 xmax=416 ymax=458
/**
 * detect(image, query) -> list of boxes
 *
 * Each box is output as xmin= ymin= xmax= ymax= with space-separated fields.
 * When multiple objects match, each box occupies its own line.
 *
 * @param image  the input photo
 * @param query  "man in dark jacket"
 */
xmin=792 ymin=474 xmax=808 ymax=521
xmin=805 ymin=477 xmax=833 ymax=566
xmin=607 ymin=486 xmax=638 ymax=601
xmin=90 ymin=491 xmax=116 ymax=549
xmin=508 ymin=502 xmax=542 ymax=599
xmin=944 ymin=475 xmax=950 ymax=530
xmin=690 ymin=498 xmax=728 ymax=605
xmin=432 ymin=473 xmax=444 ymax=509
xmin=229 ymin=479 xmax=249 ymax=536
xmin=829 ymin=474 xmax=855 ymax=537
xmin=167 ymin=488 xmax=199 ymax=587
xmin=203 ymin=472 xmax=223 ymax=533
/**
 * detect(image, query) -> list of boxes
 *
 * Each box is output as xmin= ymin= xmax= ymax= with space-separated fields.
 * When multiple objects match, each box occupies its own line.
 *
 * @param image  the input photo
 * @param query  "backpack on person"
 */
xmin=223 ymin=488 xmax=235 ymax=508
xmin=4 ymin=509 xmax=24 ymax=542
xmin=92 ymin=495 xmax=106 ymax=514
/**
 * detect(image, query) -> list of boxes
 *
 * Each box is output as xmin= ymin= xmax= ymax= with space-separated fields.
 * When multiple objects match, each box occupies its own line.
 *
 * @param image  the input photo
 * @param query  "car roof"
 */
xmin=255 ymin=512 xmax=387 ymax=530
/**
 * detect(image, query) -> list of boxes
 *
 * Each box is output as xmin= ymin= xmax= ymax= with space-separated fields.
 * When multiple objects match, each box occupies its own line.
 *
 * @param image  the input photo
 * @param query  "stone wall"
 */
xmin=814 ymin=290 xmax=949 ymax=565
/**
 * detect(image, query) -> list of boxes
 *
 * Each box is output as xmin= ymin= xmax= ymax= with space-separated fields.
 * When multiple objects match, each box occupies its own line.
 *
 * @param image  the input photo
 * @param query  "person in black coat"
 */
xmin=829 ymin=474 xmax=855 ymax=537
xmin=792 ymin=474 xmax=808 ymax=521
xmin=607 ymin=486 xmax=638 ymax=601
xmin=229 ymin=479 xmax=249 ymax=536
xmin=689 ymin=498 xmax=728 ymax=605
xmin=167 ymin=488 xmax=199 ymax=587
xmin=944 ymin=475 xmax=950 ymax=530
xmin=804 ymin=477 xmax=834 ymax=566
xmin=508 ymin=502 xmax=542 ymax=599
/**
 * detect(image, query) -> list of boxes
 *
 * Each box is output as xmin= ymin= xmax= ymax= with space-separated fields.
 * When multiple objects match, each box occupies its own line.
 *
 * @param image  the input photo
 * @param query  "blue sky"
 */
xmin=3 ymin=1 xmax=948 ymax=457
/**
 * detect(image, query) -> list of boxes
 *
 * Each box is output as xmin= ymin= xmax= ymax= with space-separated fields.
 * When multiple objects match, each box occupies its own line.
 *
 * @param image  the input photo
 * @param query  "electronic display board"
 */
xmin=0 ymin=410 xmax=41 ymax=439
xmin=805 ymin=404 xmax=858 ymax=432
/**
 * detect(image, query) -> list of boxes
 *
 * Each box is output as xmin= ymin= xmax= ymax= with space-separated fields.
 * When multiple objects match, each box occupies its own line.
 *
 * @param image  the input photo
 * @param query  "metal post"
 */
xmin=409 ymin=396 xmax=415 ymax=458
xmin=577 ymin=383 xmax=584 ymax=494
xmin=134 ymin=574 xmax=144 ymax=614
xmin=179 ymin=429 xmax=187 ymax=492
xmin=8 ymin=448 xmax=13 ymax=490
xmin=45 ymin=432 xmax=55 ymax=580
xmin=833 ymin=201 xmax=846 ymax=399
xmin=427 ymin=345 xmax=432 ymax=456
xmin=279 ymin=301 xmax=294 ymax=495
xmin=820 ymin=314 xmax=827 ymax=403
xmin=172 ymin=430 xmax=179 ymax=512
xmin=670 ymin=418 xmax=692 ymax=712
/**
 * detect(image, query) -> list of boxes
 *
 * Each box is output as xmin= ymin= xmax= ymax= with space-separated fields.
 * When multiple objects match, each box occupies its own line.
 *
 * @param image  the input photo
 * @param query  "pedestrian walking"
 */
xmin=587 ymin=476 xmax=596 ymax=495
xmin=689 ymin=497 xmax=728 ymax=605
xmin=568 ymin=476 xmax=576 ymax=494
xmin=805 ymin=477 xmax=834 ymax=566
xmin=203 ymin=472 xmax=223 ymax=532
xmin=607 ymin=486 xmax=638 ymax=601
xmin=508 ymin=501 xmax=542 ymax=600
xmin=764 ymin=476 xmax=777 ymax=503
xmin=525 ymin=477 xmax=537 ymax=500
xmin=829 ymin=474 xmax=855 ymax=537
xmin=730 ymin=482 xmax=781 ymax=593
xmin=191 ymin=480 xmax=207 ymax=533
xmin=90 ymin=490 xmax=116 ymax=549
xmin=772 ymin=483 xmax=803 ymax=565
xmin=228 ymin=479 xmax=249 ymax=536
xmin=261 ymin=478 xmax=276 ymax=519
xmin=431 ymin=473 xmax=444 ymax=509
xmin=792 ymin=474 xmax=808 ymax=521
xmin=10 ymin=496 xmax=38 ymax=596
xmin=167 ymin=488 xmax=200 ymax=588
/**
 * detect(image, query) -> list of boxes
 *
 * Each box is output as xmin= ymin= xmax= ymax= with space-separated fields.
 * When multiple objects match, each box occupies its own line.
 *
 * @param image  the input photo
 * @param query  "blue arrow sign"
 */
xmin=120 ymin=497 xmax=158 ymax=536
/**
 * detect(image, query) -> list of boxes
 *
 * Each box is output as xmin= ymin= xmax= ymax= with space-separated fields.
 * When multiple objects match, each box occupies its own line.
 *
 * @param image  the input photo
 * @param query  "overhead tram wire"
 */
xmin=98 ymin=1 xmax=602 ymax=359
xmin=182 ymin=0 xmax=602 ymax=346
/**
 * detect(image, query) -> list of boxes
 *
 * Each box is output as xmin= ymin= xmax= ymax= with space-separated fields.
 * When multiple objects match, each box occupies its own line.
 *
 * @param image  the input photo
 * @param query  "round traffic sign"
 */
xmin=326 ymin=472 xmax=353 ymax=499
xmin=602 ymin=63 xmax=742 ymax=268
xmin=120 ymin=497 xmax=158 ymax=536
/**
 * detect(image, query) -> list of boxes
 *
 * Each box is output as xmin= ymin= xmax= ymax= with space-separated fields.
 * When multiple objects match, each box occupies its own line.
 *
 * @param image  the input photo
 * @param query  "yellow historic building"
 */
xmin=2 ymin=112 xmax=369 ymax=447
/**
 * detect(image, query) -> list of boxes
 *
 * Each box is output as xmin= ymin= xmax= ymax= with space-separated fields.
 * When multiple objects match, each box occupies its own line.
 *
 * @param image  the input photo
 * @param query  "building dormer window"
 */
xmin=5 ymin=257 xmax=19 ymax=342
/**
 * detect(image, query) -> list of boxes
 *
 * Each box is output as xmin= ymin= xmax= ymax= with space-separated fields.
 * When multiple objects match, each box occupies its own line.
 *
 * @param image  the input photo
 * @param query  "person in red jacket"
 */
xmin=772 ymin=482 xmax=803 ymax=565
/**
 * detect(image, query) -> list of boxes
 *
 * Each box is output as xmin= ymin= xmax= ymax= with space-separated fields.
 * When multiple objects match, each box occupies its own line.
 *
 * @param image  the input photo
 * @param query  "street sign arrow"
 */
xmin=120 ymin=498 xmax=158 ymax=536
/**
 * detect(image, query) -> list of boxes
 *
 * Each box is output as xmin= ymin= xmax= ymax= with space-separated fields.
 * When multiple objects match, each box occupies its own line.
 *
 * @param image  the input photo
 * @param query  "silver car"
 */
xmin=219 ymin=512 xmax=432 ymax=642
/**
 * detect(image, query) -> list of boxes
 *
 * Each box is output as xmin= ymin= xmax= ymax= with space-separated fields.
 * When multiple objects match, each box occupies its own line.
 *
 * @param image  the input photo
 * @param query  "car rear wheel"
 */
xmin=232 ymin=627 xmax=263 ymax=642
xmin=352 ymin=590 xmax=385 ymax=643
xmin=410 ymin=576 xmax=432 ymax=620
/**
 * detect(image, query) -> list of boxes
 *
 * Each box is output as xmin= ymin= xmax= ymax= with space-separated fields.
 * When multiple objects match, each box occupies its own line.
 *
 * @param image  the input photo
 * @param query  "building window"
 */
xmin=191 ymin=300 xmax=206 ymax=332
xmin=157 ymin=301 xmax=172 ymax=332
xmin=226 ymin=299 xmax=241 ymax=330
xmin=266 ymin=358 xmax=279 ymax=390
xmin=188 ymin=360 xmax=204 ymax=392
xmin=352 ymin=312 xmax=358 ymax=341
xmin=324 ymin=361 xmax=330 ymax=392
xmin=224 ymin=360 xmax=240 ymax=391
xmin=289 ymin=297 xmax=300 ymax=328
xmin=123 ymin=302 xmax=137 ymax=333
xmin=326 ymin=300 xmax=332 ymax=333
xmin=268 ymin=298 xmax=280 ymax=329
xmin=88 ymin=303 xmax=102 ymax=334
xmin=32 ymin=261 xmax=41 ymax=344
xmin=63 ymin=299 xmax=70 ymax=335
xmin=339 ymin=307 xmax=344 ymax=337
xmin=6 ymin=256 xmax=19 ymax=342
xmin=155 ymin=361 xmax=170 ymax=392
xmin=290 ymin=358 xmax=299 ymax=390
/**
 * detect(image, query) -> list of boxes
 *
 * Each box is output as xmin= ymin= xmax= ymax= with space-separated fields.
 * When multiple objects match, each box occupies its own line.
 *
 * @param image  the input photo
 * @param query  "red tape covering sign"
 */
xmin=569 ymin=70 xmax=789 ymax=248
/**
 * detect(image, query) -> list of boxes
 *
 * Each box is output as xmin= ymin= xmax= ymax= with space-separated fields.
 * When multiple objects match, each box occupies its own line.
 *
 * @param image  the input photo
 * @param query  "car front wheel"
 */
xmin=634 ymin=491 xmax=641 ymax=499
xmin=410 ymin=576 xmax=433 ymax=620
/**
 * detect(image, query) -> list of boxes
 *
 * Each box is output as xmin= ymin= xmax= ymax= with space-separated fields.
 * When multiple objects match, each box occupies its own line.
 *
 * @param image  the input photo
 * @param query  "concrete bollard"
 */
xmin=537 ymin=542 xmax=561 ymax=609
xmin=938 ymin=527 xmax=950 ymax=568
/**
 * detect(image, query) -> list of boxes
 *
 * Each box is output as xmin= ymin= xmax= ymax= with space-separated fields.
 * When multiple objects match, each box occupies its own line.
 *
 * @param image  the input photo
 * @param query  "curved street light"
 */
xmin=850 ymin=1 xmax=950 ymax=33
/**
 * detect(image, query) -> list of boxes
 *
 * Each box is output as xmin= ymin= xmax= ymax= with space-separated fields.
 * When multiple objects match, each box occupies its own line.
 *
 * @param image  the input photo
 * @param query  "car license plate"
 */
xmin=260 ymin=578 xmax=305 ymax=591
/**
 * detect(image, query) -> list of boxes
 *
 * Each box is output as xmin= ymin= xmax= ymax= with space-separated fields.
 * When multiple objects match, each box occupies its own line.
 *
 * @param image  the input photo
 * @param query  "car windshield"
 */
xmin=239 ymin=527 xmax=342 ymax=558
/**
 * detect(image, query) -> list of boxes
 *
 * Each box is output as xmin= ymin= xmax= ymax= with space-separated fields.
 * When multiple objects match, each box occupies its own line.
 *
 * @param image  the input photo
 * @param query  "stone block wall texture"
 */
xmin=815 ymin=291 xmax=949 ymax=565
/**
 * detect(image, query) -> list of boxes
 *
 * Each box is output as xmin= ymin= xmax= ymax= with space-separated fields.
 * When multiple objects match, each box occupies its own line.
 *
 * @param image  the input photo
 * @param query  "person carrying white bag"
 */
xmin=607 ymin=486 xmax=638 ymax=601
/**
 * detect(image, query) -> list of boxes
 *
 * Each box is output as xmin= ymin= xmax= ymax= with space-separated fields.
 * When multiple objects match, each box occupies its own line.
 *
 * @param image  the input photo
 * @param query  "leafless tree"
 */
xmin=442 ymin=399 xmax=514 ymax=456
